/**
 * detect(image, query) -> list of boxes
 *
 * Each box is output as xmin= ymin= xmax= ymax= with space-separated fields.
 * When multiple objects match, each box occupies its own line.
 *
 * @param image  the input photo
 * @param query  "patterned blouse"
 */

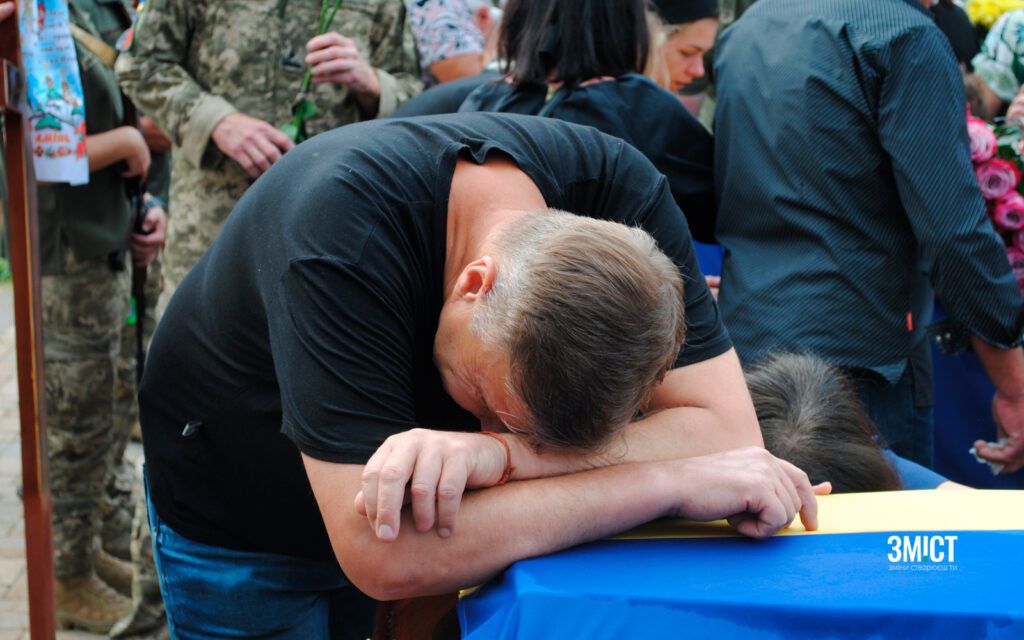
xmin=408 ymin=0 xmax=485 ymax=85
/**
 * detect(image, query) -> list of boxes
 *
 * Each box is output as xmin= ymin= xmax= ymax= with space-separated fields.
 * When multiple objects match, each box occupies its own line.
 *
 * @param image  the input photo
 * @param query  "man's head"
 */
xmin=435 ymin=209 xmax=686 ymax=452
xmin=745 ymin=353 xmax=901 ymax=492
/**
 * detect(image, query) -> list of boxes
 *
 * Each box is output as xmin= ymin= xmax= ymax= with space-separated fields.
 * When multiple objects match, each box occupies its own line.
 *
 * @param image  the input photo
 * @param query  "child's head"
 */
xmin=745 ymin=353 xmax=902 ymax=492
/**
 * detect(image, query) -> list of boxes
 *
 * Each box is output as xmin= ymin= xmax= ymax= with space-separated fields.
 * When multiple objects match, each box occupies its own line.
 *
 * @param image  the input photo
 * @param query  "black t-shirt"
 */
xmin=459 ymin=74 xmax=718 ymax=242
xmin=140 ymin=113 xmax=731 ymax=562
xmin=390 ymin=70 xmax=501 ymax=118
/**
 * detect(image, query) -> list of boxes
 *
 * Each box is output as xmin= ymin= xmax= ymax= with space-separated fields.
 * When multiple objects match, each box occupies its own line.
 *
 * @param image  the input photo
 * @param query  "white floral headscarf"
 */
xmin=974 ymin=9 xmax=1024 ymax=102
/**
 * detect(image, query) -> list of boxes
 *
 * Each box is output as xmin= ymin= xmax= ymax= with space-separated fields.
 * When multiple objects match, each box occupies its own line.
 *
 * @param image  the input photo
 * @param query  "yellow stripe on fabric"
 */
xmin=614 ymin=490 xmax=1024 ymax=540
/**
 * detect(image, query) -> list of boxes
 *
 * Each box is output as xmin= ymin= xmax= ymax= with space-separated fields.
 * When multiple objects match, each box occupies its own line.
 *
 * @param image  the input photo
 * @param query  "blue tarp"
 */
xmin=459 ymin=532 xmax=1024 ymax=639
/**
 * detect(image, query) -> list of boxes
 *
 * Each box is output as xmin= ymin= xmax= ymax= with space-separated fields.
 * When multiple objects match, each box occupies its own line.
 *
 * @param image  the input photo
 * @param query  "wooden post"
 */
xmin=1 ymin=3 xmax=58 ymax=639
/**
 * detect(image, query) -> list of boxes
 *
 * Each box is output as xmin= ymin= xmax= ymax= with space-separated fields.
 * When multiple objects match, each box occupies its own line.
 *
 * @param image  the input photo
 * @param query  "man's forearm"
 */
xmin=308 ymin=457 xmax=674 ymax=600
xmin=510 ymin=404 xmax=763 ymax=480
xmin=972 ymin=337 xmax=1024 ymax=400
xmin=308 ymin=446 xmax=817 ymax=601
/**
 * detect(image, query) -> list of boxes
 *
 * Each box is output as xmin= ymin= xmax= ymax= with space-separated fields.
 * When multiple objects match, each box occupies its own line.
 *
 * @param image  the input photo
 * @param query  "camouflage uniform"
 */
xmin=116 ymin=0 xmax=421 ymax=311
xmin=42 ymin=248 xmax=132 ymax=578
xmin=40 ymin=1 xmax=136 ymax=582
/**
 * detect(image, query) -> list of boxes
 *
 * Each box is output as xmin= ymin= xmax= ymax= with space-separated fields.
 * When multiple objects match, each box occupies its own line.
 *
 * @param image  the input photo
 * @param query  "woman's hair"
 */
xmin=745 ymin=353 xmax=902 ymax=493
xmin=498 ymin=0 xmax=650 ymax=87
xmin=645 ymin=9 xmax=671 ymax=89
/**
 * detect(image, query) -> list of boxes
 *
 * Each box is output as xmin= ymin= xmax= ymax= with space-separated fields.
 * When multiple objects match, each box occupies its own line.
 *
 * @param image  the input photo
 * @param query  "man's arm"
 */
xmin=971 ymin=337 xmax=1024 ymax=472
xmin=365 ymin=0 xmax=422 ymax=117
xmin=877 ymin=27 xmax=1024 ymax=459
xmin=116 ymin=2 xmax=295 ymax=176
xmin=355 ymin=349 xmax=763 ymax=538
xmin=306 ymin=446 xmax=820 ymax=601
xmin=429 ymin=54 xmax=484 ymax=84
xmin=115 ymin=0 xmax=233 ymax=168
xmin=511 ymin=348 xmax=762 ymax=479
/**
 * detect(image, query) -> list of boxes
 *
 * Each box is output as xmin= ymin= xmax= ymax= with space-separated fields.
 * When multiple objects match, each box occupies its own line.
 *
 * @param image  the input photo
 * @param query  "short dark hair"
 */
xmin=745 ymin=353 xmax=902 ymax=493
xmin=498 ymin=0 xmax=650 ymax=87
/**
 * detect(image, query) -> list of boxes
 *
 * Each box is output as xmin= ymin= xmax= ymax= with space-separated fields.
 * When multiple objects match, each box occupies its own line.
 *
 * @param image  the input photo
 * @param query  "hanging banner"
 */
xmin=19 ymin=0 xmax=88 ymax=185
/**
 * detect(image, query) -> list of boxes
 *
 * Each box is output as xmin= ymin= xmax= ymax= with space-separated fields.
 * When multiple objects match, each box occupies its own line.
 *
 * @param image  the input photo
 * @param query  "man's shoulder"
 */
xmin=741 ymin=0 xmax=938 ymax=41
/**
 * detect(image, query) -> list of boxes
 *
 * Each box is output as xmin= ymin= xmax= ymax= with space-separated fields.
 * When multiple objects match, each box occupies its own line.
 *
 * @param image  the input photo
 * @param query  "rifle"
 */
xmin=124 ymin=174 xmax=149 ymax=383
xmin=70 ymin=18 xmax=151 ymax=382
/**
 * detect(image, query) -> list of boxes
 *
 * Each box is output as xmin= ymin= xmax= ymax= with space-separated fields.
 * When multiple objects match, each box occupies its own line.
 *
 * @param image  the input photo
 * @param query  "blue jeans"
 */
xmin=849 ymin=368 xmax=935 ymax=468
xmin=145 ymin=486 xmax=375 ymax=639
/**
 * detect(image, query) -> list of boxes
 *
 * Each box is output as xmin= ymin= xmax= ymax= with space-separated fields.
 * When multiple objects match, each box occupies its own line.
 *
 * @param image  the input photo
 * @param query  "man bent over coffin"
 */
xmin=139 ymin=113 xmax=825 ymax=638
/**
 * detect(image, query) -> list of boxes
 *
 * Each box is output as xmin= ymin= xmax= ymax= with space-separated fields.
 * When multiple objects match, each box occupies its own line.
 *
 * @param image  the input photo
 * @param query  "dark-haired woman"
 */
xmin=745 ymin=353 xmax=965 ymax=492
xmin=458 ymin=0 xmax=718 ymax=242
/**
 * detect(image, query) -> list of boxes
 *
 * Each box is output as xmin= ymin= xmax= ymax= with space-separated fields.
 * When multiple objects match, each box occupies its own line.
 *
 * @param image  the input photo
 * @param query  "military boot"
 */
xmin=94 ymin=547 xmax=133 ymax=597
xmin=55 ymin=573 xmax=133 ymax=633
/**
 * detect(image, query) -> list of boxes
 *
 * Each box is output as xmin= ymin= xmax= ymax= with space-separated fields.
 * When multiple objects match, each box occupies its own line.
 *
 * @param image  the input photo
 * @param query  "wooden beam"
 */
xmin=2 ymin=3 xmax=57 ymax=638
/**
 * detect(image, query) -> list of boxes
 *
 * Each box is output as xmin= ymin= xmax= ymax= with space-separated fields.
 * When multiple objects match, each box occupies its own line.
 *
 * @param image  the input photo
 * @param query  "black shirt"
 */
xmin=460 ymin=74 xmax=718 ymax=243
xmin=931 ymin=2 xmax=979 ymax=71
xmin=140 ymin=113 xmax=730 ymax=561
xmin=714 ymin=0 xmax=1023 ymax=384
xmin=390 ymin=70 xmax=500 ymax=118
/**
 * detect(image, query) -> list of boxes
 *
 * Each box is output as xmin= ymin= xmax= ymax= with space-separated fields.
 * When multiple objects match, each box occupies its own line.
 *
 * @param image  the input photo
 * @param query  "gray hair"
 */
xmin=472 ymin=209 xmax=686 ymax=451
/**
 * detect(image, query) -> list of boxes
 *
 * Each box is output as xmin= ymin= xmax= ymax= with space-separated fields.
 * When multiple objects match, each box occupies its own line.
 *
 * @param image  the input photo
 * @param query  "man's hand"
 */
xmin=973 ymin=391 xmax=1024 ymax=473
xmin=211 ymin=112 xmax=295 ymax=178
xmin=139 ymin=115 xmax=172 ymax=153
xmin=970 ymin=339 xmax=1024 ymax=473
xmin=306 ymin=32 xmax=381 ymax=114
xmin=130 ymin=204 xmax=167 ymax=268
xmin=119 ymin=126 xmax=152 ymax=179
xmin=355 ymin=429 xmax=509 ymax=542
xmin=668 ymin=447 xmax=831 ymax=537
xmin=0 ymin=2 xmax=14 ymax=22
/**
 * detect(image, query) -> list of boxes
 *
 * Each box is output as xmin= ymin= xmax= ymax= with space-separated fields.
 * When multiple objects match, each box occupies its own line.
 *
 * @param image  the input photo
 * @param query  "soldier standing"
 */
xmin=41 ymin=0 xmax=166 ymax=631
xmin=115 ymin=0 xmax=421 ymax=312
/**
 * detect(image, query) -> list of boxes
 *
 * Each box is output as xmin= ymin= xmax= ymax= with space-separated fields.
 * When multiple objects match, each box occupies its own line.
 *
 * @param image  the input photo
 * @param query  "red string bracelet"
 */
xmin=480 ymin=431 xmax=515 ymax=485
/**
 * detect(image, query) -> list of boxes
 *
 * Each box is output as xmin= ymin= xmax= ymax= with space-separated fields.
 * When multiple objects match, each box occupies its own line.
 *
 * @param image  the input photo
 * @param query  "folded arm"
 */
xmin=305 ymin=446 xmax=820 ymax=601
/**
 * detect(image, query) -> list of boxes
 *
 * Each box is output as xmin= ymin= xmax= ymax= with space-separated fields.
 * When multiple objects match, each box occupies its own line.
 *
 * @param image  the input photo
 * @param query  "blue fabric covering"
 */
xmin=459 ymin=532 xmax=1024 ymax=639
xmin=694 ymin=241 xmax=723 ymax=276
xmin=883 ymin=449 xmax=947 ymax=489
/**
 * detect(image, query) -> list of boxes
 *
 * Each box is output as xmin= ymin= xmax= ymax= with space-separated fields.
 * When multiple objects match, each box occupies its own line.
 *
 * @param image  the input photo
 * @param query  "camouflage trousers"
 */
xmin=158 ymin=165 xmax=249 ymax=318
xmin=42 ymin=247 xmax=132 ymax=579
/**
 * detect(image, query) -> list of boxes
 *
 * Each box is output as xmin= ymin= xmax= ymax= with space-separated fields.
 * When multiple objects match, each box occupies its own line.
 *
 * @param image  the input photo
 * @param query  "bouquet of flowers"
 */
xmin=967 ymin=113 xmax=1024 ymax=294
xmin=967 ymin=0 xmax=1024 ymax=29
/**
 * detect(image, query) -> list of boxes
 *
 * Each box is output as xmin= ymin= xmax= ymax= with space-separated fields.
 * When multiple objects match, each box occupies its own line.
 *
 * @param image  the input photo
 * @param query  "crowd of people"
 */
xmin=1 ymin=0 xmax=1023 ymax=637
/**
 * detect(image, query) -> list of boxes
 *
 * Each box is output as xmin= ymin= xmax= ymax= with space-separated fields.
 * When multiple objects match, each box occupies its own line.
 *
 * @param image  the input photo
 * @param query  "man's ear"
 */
xmin=454 ymin=256 xmax=497 ymax=301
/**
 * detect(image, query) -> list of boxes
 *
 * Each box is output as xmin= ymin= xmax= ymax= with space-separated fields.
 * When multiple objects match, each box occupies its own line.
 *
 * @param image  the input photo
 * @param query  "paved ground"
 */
xmin=0 ymin=284 xmax=104 ymax=639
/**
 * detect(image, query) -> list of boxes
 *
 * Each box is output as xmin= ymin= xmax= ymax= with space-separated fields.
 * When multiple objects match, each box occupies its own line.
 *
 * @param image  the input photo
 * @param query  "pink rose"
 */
xmin=976 ymin=158 xmax=1022 ymax=200
xmin=967 ymin=116 xmax=997 ymax=163
xmin=992 ymin=191 xmax=1024 ymax=231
